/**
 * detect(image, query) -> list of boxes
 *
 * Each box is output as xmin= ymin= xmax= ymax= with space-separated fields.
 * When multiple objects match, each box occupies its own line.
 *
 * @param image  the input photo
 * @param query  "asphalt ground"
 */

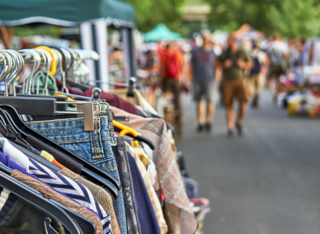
xmin=176 ymin=90 xmax=320 ymax=234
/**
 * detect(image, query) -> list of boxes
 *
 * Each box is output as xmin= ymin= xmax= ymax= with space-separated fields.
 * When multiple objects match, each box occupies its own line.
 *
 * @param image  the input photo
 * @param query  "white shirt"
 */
xmin=0 ymin=138 xmax=30 ymax=172
xmin=268 ymin=41 xmax=289 ymax=65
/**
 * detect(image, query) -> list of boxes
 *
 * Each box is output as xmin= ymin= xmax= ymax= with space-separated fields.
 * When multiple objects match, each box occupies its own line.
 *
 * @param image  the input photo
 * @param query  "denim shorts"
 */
xmin=27 ymin=116 xmax=128 ymax=234
xmin=193 ymin=81 xmax=216 ymax=102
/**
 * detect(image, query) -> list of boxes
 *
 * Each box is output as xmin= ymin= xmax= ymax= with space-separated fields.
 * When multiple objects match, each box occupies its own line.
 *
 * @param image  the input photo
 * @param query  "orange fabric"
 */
xmin=114 ymin=207 xmax=121 ymax=234
xmin=52 ymin=159 xmax=68 ymax=169
xmin=160 ymin=48 xmax=184 ymax=79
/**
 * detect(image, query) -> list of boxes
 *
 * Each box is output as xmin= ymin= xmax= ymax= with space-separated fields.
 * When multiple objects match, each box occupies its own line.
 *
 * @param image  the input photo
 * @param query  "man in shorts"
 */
xmin=191 ymin=30 xmax=218 ymax=132
xmin=267 ymin=34 xmax=288 ymax=99
xmin=216 ymin=35 xmax=252 ymax=136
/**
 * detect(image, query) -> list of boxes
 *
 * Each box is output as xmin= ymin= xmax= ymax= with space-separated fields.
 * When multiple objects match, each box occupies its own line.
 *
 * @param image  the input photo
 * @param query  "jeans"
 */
xmin=27 ymin=116 xmax=128 ymax=234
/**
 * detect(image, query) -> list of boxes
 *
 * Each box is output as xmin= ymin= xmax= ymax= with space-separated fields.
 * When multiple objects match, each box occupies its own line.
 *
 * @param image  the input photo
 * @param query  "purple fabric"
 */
xmin=127 ymin=152 xmax=161 ymax=234
xmin=0 ymin=151 xmax=36 ymax=179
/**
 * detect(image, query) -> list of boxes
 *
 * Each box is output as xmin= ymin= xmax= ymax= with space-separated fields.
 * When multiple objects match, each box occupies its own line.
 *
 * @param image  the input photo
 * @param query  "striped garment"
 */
xmin=28 ymin=159 xmax=112 ymax=234
xmin=141 ymin=119 xmax=198 ymax=234
xmin=127 ymin=143 xmax=168 ymax=234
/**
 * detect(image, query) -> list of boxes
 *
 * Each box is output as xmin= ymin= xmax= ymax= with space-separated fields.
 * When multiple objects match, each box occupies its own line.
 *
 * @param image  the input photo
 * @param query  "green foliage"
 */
xmin=122 ymin=0 xmax=185 ymax=32
xmin=205 ymin=0 xmax=320 ymax=38
xmin=14 ymin=26 xmax=60 ymax=38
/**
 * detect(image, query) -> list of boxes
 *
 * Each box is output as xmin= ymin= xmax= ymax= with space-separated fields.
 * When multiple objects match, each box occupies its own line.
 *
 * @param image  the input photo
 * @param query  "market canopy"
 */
xmin=233 ymin=24 xmax=265 ymax=40
xmin=0 ymin=0 xmax=135 ymax=26
xmin=144 ymin=24 xmax=181 ymax=42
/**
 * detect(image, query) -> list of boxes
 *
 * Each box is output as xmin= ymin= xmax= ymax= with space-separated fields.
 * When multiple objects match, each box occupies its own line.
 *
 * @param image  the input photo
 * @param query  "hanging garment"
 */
xmin=128 ymin=143 xmax=168 ymax=234
xmin=112 ymin=137 xmax=141 ymax=234
xmin=27 ymin=116 xmax=128 ymax=234
xmin=0 ymin=151 xmax=111 ymax=234
xmin=0 ymin=138 xmax=31 ymax=173
xmin=110 ymin=106 xmax=198 ymax=234
xmin=27 ymin=159 xmax=112 ymax=233
xmin=59 ymin=168 xmax=119 ymax=234
xmin=0 ymin=186 xmax=60 ymax=234
xmin=11 ymin=170 xmax=104 ymax=234
xmin=127 ymin=152 xmax=161 ymax=234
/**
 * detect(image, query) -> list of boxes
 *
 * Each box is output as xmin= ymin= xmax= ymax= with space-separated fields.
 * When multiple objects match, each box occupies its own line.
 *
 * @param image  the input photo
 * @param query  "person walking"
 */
xmin=266 ymin=34 xmax=288 ymax=100
xmin=247 ymin=41 xmax=269 ymax=108
xmin=191 ymin=30 xmax=218 ymax=132
xmin=216 ymin=35 xmax=252 ymax=136
xmin=160 ymin=41 xmax=184 ymax=138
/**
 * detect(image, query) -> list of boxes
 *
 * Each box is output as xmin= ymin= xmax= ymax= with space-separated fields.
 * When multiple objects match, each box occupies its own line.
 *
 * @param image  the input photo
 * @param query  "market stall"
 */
xmin=233 ymin=23 xmax=265 ymax=41
xmin=0 ymin=0 xmax=135 ymax=91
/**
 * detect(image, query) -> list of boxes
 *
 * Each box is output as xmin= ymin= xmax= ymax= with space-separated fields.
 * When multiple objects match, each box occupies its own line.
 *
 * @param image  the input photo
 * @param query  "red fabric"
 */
xmin=160 ymin=48 xmax=184 ymax=80
xmin=166 ymin=53 xmax=180 ymax=78
xmin=55 ymin=79 xmax=139 ymax=115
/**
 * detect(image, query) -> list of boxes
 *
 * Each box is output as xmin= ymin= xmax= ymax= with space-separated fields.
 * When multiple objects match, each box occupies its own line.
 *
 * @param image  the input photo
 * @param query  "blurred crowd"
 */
xmin=130 ymin=31 xmax=318 ymax=137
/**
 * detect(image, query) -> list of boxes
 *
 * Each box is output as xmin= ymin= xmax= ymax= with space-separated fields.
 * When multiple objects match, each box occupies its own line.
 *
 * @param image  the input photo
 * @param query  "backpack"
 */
xmin=250 ymin=56 xmax=261 ymax=75
xmin=166 ymin=53 xmax=180 ymax=78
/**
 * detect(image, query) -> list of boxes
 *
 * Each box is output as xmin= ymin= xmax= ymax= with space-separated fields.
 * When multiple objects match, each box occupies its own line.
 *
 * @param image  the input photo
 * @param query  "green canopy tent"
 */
xmin=144 ymin=23 xmax=181 ymax=42
xmin=0 ymin=0 xmax=134 ymax=26
xmin=0 ymin=0 xmax=136 ymax=91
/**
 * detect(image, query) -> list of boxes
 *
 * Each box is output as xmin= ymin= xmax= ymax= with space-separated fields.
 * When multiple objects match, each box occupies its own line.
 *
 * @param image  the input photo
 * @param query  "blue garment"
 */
xmin=27 ymin=116 xmax=127 ymax=234
xmin=127 ymin=152 xmax=161 ymax=234
xmin=191 ymin=47 xmax=216 ymax=83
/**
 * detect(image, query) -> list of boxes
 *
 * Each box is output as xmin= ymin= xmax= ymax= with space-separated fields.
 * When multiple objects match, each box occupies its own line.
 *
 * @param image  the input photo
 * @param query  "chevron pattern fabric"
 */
xmin=28 ymin=159 xmax=112 ymax=234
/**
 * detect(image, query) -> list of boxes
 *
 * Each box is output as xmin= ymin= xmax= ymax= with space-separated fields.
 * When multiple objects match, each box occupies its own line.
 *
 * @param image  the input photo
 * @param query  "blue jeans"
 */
xmin=27 ymin=116 xmax=128 ymax=234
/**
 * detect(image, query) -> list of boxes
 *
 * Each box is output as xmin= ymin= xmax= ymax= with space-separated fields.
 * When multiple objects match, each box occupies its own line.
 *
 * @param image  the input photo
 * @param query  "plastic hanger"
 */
xmin=0 ymin=105 xmax=121 ymax=198
xmin=113 ymin=119 xmax=155 ymax=150
xmin=50 ymin=199 xmax=96 ymax=234
xmin=35 ymin=46 xmax=56 ymax=76
xmin=0 ymin=170 xmax=82 ymax=234
xmin=113 ymin=120 xmax=137 ymax=137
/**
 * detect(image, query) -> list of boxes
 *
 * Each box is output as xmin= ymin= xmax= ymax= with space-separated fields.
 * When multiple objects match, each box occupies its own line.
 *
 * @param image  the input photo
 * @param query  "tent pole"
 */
xmin=80 ymin=22 xmax=96 ymax=85
xmin=121 ymin=27 xmax=131 ymax=82
xmin=129 ymin=28 xmax=137 ymax=79
xmin=93 ymin=18 xmax=109 ymax=92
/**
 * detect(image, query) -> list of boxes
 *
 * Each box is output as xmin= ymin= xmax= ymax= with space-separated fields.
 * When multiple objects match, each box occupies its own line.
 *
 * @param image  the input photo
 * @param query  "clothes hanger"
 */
xmin=0 ymin=50 xmax=102 ymax=131
xmin=0 ymin=153 xmax=95 ymax=234
xmin=44 ymin=217 xmax=60 ymax=234
xmin=0 ymin=108 xmax=30 ymax=148
xmin=0 ymin=104 xmax=120 ymax=198
xmin=0 ymin=49 xmax=59 ymax=116
xmin=0 ymin=170 xmax=82 ymax=234
xmin=9 ymin=139 xmax=64 ymax=172
xmin=0 ymin=49 xmax=121 ymax=194
xmin=50 ymin=199 xmax=96 ymax=234
xmin=113 ymin=119 xmax=155 ymax=150
xmin=62 ymin=48 xmax=93 ymax=90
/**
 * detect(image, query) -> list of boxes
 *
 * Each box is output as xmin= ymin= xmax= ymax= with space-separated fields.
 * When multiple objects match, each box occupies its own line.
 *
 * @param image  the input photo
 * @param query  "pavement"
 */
xmin=176 ymin=90 xmax=320 ymax=234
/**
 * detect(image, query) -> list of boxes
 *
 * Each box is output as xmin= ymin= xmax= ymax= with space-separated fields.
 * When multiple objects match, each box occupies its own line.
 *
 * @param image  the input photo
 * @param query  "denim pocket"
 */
xmin=28 ymin=118 xmax=107 ymax=161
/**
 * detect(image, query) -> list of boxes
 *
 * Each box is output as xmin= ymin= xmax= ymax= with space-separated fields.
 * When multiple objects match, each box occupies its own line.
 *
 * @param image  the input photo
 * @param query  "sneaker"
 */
xmin=236 ymin=123 xmax=246 ymax=136
xmin=197 ymin=125 xmax=204 ymax=133
xmin=227 ymin=129 xmax=235 ymax=137
xmin=205 ymin=123 xmax=212 ymax=132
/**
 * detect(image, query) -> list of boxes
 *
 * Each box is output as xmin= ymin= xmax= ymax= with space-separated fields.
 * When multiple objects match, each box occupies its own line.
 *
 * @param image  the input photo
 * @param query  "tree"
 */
xmin=204 ymin=0 xmax=320 ymax=38
xmin=122 ymin=0 xmax=185 ymax=32
xmin=267 ymin=0 xmax=320 ymax=38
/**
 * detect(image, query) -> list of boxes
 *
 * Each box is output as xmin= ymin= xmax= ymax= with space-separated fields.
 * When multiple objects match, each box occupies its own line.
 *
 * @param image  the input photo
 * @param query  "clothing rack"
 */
xmin=0 ymin=47 xmax=203 ymax=234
